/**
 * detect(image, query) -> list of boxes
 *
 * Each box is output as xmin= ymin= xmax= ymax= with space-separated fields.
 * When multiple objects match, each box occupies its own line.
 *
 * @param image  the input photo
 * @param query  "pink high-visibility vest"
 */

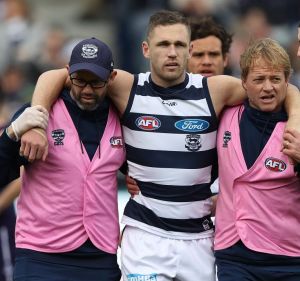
xmin=16 ymin=99 xmax=125 ymax=254
xmin=215 ymin=105 xmax=300 ymax=256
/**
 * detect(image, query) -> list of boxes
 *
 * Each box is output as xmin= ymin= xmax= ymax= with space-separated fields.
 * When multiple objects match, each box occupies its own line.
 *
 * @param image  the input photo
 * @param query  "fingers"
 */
xmin=42 ymin=145 xmax=49 ymax=161
xmin=20 ymin=129 xmax=49 ymax=162
xmin=126 ymin=175 xmax=137 ymax=185
xmin=32 ymin=105 xmax=49 ymax=116
xmin=125 ymin=175 xmax=140 ymax=197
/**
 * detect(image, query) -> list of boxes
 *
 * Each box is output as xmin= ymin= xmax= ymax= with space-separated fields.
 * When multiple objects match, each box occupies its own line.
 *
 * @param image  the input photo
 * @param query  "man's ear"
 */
xmin=241 ymin=80 xmax=247 ymax=91
xmin=108 ymin=70 xmax=117 ymax=82
xmin=223 ymin=54 xmax=229 ymax=68
xmin=188 ymin=42 xmax=193 ymax=59
xmin=142 ymin=41 xmax=150 ymax=59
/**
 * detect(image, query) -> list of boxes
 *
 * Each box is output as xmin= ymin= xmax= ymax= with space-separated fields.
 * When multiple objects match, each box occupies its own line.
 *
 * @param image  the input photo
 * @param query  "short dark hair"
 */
xmin=189 ymin=16 xmax=233 ymax=56
xmin=147 ymin=10 xmax=190 ymax=40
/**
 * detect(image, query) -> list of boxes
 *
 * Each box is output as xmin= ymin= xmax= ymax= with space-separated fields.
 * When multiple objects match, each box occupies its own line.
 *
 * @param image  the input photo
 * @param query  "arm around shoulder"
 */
xmin=284 ymin=84 xmax=300 ymax=130
xmin=208 ymin=75 xmax=246 ymax=117
xmin=107 ymin=69 xmax=134 ymax=116
xmin=32 ymin=68 xmax=70 ymax=111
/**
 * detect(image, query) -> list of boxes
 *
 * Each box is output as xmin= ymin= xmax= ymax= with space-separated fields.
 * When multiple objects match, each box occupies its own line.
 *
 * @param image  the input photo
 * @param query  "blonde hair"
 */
xmin=240 ymin=38 xmax=291 ymax=80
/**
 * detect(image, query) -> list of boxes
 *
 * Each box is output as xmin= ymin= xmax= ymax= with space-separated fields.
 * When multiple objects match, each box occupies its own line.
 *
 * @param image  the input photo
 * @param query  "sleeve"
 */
xmin=0 ymin=104 xmax=30 ymax=188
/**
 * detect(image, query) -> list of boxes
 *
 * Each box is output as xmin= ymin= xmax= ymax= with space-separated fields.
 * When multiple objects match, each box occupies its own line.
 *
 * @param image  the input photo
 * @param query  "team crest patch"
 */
xmin=185 ymin=134 xmax=202 ymax=151
xmin=202 ymin=219 xmax=211 ymax=231
xmin=127 ymin=274 xmax=157 ymax=281
xmin=223 ymin=131 xmax=231 ymax=147
xmin=110 ymin=136 xmax=123 ymax=148
xmin=265 ymin=157 xmax=287 ymax=172
xmin=135 ymin=116 xmax=161 ymax=131
xmin=81 ymin=44 xmax=98 ymax=58
xmin=51 ymin=129 xmax=65 ymax=145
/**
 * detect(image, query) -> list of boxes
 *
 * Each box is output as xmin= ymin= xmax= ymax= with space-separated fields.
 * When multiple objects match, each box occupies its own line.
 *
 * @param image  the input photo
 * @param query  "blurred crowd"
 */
xmin=0 ymin=0 xmax=300 ymax=132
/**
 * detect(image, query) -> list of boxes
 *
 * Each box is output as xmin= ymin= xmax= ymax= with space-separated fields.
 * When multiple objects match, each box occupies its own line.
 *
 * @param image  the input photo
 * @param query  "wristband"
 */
xmin=11 ymin=122 xmax=20 ymax=141
xmin=6 ymin=126 xmax=18 ymax=142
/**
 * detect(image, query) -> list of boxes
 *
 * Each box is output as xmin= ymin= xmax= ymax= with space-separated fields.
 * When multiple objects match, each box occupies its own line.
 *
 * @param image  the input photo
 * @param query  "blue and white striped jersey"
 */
xmin=121 ymin=72 xmax=218 ymax=239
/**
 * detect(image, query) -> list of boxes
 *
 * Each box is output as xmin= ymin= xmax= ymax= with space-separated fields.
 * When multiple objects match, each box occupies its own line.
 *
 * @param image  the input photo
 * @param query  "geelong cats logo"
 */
xmin=51 ymin=129 xmax=65 ymax=145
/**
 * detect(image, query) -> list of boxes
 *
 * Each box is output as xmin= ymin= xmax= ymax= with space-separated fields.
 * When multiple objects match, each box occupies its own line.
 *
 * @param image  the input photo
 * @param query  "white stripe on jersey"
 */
xmin=133 ymin=193 xmax=212 ymax=219
xmin=186 ymin=72 xmax=204 ymax=88
xmin=127 ymin=160 xmax=212 ymax=186
xmin=123 ymin=126 xmax=216 ymax=151
xmin=130 ymin=94 xmax=211 ymax=116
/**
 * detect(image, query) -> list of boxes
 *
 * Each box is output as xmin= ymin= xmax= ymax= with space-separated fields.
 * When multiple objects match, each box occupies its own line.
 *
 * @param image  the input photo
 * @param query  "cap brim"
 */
xmin=69 ymin=63 xmax=110 ymax=81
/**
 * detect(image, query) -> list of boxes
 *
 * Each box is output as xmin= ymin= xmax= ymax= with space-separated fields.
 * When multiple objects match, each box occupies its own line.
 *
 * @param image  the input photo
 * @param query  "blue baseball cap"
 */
xmin=69 ymin=37 xmax=114 ymax=81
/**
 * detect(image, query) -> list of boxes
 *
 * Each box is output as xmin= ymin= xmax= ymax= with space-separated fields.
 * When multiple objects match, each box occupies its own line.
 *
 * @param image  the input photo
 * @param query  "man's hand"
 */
xmin=20 ymin=128 xmax=48 ymax=162
xmin=282 ymin=128 xmax=300 ymax=163
xmin=11 ymin=105 xmax=49 ymax=141
xmin=126 ymin=175 xmax=140 ymax=197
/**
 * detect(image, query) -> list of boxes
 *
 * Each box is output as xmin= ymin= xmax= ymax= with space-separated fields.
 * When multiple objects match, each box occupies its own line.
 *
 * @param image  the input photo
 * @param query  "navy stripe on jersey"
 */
xmin=126 ymin=144 xmax=217 ymax=169
xmin=124 ymin=199 xmax=214 ymax=233
xmin=136 ymin=180 xmax=212 ymax=202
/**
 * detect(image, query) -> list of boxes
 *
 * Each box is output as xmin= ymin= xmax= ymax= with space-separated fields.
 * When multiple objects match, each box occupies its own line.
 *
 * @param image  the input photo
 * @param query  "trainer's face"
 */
xmin=297 ymin=27 xmax=300 ymax=58
xmin=187 ymin=36 xmax=228 ymax=76
xmin=69 ymin=70 xmax=115 ymax=111
xmin=242 ymin=58 xmax=288 ymax=113
xmin=142 ymin=23 xmax=191 ymax=87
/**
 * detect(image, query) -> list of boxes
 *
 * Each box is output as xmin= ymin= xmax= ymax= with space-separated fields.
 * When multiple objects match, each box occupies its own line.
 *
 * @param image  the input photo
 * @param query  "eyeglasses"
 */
xmin=70 ymin=77 xmax=107 ymax=89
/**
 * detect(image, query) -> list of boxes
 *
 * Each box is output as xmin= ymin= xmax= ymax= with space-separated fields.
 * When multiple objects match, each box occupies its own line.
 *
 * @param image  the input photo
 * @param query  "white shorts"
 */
xmin=121 ymin=226 xmax=216 ymax=281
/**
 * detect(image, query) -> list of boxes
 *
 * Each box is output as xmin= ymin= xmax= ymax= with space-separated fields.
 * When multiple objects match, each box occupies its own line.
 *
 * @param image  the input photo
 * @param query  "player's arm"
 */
xmin=107 ymin=69 xmax=134 ymax=116
xmin=32 ymin=68 xmax=70 ymax=110
xmin=21 ymin=68 xmax=69 ymax=161
xmin=209 ymin=75 xmax=300 ymax=122
xmin=207 ymin=75 xmax=245 ymax=118
xmin=283 ymin=84 xmax=300 ymax=131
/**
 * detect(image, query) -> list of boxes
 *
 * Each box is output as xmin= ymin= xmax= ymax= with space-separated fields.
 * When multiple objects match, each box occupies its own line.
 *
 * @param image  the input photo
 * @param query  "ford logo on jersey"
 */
xmin=175 ymin=119 xmax=209 ymax=132
xmin=136 ymin=116 xmax=161 ymax=131
xmin=265 ymin=157 xmax=287 ymax=172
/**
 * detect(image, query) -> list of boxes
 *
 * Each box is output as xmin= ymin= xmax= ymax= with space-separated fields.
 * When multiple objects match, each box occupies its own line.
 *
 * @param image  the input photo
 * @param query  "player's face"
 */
xmin=297 ymin=27 xmax=300 ymax=58
xmin=70 ymin=71 xmax=109 ymax=111
xmin=142 ymin=23 xmax=190 ymax=87
xmin=242 ymin=58 xmax=288 ymax=113
xmin=188 ymin=36 xmax=228 ymax=76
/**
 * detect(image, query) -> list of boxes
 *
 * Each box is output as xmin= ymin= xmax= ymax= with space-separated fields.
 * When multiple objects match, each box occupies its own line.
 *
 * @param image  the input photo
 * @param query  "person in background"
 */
xmin=188 ymin=16 xmax=232 ymax=76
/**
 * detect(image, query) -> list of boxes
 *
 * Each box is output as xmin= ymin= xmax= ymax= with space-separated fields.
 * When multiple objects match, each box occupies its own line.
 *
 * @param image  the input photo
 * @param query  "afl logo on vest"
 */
xmin=51 ymin=129 xmax=65 ymax=145
xmin=135 ymin=116 xmax=161 ymax=131
xmin=110 ymin=136 xmax=123 ymax=148
xmin=265 ymin=157 xmax=287 ymax=172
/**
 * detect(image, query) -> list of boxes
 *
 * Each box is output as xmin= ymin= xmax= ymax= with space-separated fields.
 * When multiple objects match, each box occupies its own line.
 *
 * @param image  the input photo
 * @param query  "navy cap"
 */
xmin=69 ymin=37 xmax=114 ymax=81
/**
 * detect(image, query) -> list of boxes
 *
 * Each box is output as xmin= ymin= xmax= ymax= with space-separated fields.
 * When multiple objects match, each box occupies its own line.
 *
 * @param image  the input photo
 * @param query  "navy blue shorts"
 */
xmin=215 ymin=240 xmax=300 ymax=281
xmin=13 ymin=241 xmax=121 ymax=281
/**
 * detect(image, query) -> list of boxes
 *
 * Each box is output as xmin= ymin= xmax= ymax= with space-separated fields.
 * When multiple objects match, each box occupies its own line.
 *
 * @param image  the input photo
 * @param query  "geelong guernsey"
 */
xmin=121 ymin=72 xmax=218 ymax=239
xmin=16 ymin=98 xmax=125 ymax=254
xmin=215 ymin=105 xmax=300 ymax=256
